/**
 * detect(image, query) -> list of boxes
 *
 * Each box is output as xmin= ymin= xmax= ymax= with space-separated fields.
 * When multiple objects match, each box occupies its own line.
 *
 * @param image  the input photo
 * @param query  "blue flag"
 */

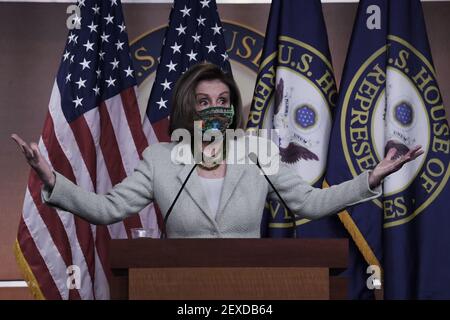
xmin=327 ymin=0 xmax=450 ymax=299
xmin=248 ymin=0 xmax=345 ymax=239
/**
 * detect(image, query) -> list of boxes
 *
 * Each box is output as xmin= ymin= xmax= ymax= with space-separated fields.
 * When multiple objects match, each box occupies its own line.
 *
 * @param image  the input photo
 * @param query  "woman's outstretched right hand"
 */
xmin=11 ymin=133 xmax=55 ymax=190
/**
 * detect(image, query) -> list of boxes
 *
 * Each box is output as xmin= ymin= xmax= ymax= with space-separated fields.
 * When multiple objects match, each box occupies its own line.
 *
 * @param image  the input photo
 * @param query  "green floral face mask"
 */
xmin=195 ymin=106 xmax=235 ymax=134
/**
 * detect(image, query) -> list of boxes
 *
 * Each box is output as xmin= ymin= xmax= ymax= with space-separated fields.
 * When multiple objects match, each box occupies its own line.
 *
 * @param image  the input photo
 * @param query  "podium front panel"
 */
xmin=129 ymin=267 xmax=329 ymax=300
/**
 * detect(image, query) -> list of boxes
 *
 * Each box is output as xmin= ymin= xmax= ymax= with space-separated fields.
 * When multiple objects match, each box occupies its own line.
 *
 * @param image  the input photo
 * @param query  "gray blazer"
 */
xmin=42 ymin=140 xmax=381 ymax=238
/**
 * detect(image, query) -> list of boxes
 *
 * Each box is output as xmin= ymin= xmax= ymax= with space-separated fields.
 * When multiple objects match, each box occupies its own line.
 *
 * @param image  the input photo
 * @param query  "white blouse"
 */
xmin=198 ymin=175 xmax=224 ymax=221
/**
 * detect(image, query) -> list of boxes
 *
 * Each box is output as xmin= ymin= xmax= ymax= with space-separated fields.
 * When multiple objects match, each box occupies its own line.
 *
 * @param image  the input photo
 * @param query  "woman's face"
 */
xmin=194 ymin=79 xmax=231 ymax=112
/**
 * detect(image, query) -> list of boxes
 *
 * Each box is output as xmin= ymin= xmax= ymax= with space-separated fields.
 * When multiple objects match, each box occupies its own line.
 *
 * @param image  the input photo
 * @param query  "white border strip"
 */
xmin=0 ymin=281 xmax=28 ymax=288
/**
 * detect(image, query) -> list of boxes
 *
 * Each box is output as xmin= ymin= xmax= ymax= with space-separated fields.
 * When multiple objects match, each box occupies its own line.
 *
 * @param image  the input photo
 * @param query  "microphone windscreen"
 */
xmin=248 ymin=152 xmax=258 ymax=165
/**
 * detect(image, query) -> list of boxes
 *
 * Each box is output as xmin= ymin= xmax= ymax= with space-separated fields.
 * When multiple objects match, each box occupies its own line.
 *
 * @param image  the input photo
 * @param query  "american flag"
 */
xmin=14 ymin=0 xmax=158 ymax=299
xmin=143 ymin=0 xmax=231 ymax=143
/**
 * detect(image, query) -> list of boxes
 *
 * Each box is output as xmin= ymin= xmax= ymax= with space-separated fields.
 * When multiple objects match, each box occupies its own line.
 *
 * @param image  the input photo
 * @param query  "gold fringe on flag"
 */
xmin=13 ymin=239 xmax=45 ymax=300
xmin=322 ymin=180 xmax=382 ymax=269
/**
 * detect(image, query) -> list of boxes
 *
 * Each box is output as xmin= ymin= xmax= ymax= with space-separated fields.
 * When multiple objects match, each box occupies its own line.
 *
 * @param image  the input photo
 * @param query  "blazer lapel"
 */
xmin=177 ymin=163 xmax=217 ymax=225
xmin=216 ymin=136 xmax=248 ymax=219
xmin=174 ymin=138 xmax=247 ymax=224
xmin=217 ymin=163 xmax=246 ymax=217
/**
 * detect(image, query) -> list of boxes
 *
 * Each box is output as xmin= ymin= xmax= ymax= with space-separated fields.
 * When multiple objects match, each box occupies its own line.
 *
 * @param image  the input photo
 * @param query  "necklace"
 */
xmin=198 ymin=161 xmax=221 ymax=171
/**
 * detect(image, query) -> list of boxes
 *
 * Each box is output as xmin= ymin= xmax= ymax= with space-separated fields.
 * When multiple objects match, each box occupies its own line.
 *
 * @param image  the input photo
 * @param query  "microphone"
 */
xmin=160 ymin=163 xmax=198 ymax=239
xmin=248 ymin=152 xmax=297 ymax=237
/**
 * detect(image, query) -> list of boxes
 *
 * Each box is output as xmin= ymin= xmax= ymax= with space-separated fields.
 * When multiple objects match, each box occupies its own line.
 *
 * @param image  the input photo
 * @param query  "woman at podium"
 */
xmin=12 ymin=63 xmax=423 ymax=238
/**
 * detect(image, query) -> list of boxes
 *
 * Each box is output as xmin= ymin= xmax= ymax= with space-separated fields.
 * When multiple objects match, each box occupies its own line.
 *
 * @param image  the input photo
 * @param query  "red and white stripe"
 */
xmin=17 ymin=81 xmax=159 ymax=299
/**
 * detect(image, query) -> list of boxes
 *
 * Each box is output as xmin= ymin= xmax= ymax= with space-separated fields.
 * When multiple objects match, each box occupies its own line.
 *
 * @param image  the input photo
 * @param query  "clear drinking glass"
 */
xmin=130 ymin=227 xmax=154 ymax=239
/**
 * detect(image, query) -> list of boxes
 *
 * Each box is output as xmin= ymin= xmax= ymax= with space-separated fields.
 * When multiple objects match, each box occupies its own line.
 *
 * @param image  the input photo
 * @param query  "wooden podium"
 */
xmin=109 ymin=238 xmax=348 ymax=300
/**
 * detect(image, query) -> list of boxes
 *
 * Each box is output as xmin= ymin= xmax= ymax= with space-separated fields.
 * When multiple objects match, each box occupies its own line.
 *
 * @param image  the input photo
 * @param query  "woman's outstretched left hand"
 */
xmin=368 ymin=145 xmax=424 ymax=189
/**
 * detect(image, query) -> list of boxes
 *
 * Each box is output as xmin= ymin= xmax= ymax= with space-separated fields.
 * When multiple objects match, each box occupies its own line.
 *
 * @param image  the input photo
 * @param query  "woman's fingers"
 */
xmin=11 ymin=133 xmax=24 ymax=145
xmin=11 ymin=134 xmax=34 ymax=159
xmin=30 ymin=142 xmax=40 ymax=158
xmin=392 ymin=145 xmax=424 ymax=171
xmin=12 ymin=133 xmax=55 ymax=189
xmin=410 ymin=146 xmax=424 ymax=160
xmin=403 ymin=145 xmax=424 ymax=163
xmin=11 ymin=133 xmax=26 ymax=152
xmin=386 ymin=147 xmax=397 ymax=160
xmin=11 ymin=134 xmax=43 ymax=166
